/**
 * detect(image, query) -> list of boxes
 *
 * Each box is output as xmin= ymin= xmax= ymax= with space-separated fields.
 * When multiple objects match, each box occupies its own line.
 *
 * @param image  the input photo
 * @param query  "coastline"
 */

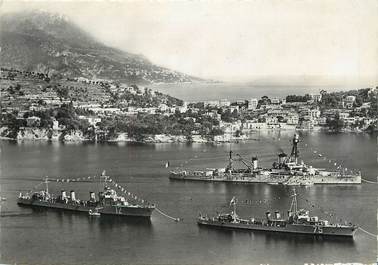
xmin=1 ymin=126 xmax=373 ymax=144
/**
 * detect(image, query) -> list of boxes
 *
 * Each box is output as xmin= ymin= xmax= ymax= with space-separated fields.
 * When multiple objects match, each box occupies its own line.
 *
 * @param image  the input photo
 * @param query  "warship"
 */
xmin=198 ymin=189 xmax=358 ymax=237
xmin=169 ymin=134 xmax=361 ymax=185
xmin=17 ymin=173 xmax=155 ymax=218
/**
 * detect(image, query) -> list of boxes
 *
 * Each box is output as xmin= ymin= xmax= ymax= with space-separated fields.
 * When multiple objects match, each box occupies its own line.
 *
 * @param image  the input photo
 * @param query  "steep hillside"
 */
xmin=0 ymin=10 xmax=200 ymax=84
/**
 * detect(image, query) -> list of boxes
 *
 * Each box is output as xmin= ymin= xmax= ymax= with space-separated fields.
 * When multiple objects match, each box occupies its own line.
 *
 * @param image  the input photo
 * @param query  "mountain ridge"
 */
xmin=0 ymin=10 xmax=202 ymax=84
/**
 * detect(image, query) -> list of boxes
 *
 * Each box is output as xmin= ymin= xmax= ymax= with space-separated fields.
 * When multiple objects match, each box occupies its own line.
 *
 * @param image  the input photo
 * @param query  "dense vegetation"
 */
xmin=286 ymin=94 xmax=311 ymax=102
xmin=97 ymin=111 xmax=222 ymax=141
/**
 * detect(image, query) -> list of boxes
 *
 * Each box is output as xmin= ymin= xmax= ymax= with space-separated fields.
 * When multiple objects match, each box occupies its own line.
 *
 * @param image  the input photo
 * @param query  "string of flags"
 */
xmin=50 ymin=174 xmax=150 ymax=206
xmin=107 ymin=177 xmax=149 ymax=205
xmin=235 ymin=193 xmax=351 ymax=224
xmin=93 ymin=175 xmax=181 ymax=221
xmin=304 ymin=142 xmax=359 ymax=175
xmin=225 ymin=191 xmax=352 ymax=225
xmin=300 ymin=195 xmax=352 ymax=225
xmin=53 ymin=175 xmax=99 ymax=182
xmin=222 ymin=196 xmax=284 ymax=209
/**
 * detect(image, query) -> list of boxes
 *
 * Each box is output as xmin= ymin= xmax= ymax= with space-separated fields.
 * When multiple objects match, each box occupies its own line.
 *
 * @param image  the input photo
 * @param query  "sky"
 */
xmin=1 ymin=0 xmax=377 ymax=86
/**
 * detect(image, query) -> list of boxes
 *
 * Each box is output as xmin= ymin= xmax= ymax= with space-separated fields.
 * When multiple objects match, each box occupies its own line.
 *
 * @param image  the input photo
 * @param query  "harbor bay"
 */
xmin=0 ymin=131 xmax=376 ymax=265
xmin=0 ymin=2 xmax=377 ymax=264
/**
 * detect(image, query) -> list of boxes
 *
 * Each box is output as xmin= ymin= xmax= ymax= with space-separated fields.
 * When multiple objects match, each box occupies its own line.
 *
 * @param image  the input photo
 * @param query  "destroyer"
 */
xmin=198 ymin=189 xmax=357 ymax=237
xmin=18 ymin=173 xmax=155 ymax=218
xmin=170 ymin=134 xmax=361 ymax=185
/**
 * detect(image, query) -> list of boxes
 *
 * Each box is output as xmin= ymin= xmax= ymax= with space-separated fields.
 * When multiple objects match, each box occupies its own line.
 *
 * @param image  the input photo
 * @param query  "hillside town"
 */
xmin=1 ymin=67 xmax=377 ymax=143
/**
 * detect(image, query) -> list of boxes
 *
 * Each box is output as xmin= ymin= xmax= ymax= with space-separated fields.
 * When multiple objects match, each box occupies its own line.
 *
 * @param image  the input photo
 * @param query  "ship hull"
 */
xmin=198 ymin=219 xmax=356 ymax=237
xmin=17 ymin=198 xmax=154 ymax=218
xmin=169 ymin=172 xmax=361 ymax=185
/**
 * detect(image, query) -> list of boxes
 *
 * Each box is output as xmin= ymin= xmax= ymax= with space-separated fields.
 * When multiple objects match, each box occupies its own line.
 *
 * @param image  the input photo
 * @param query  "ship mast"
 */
xmin=230 ymin=196 xmax=237 ymax=219
xmin=290 ymin=134 xmax=299 ymax=164
xmin=44 ymin=176 xmax=49 ymax=194
xmin=233 ymin=198 xmax=236 ymax=217
xmin=228 ymin=126 xmax=233 ymax=173
xmin=228 ymin=150 xmax=233 ymax=172
xmin=101 ymin=170 xmax=107 ymax=189
xmin=289 ymin=188 xmax=298 ymax=215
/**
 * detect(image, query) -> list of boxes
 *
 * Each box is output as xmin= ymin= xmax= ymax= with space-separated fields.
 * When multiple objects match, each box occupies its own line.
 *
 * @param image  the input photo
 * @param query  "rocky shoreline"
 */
xmin=0 ymin=126 xmax=372 ymax=144
xmin=0 ymin=127 xmax=223 ymax=144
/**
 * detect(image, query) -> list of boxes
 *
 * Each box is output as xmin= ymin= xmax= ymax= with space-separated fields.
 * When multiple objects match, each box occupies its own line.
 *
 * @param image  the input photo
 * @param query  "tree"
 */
xmin=221 ymin=109 xmax=233 ymax=122
xmin=286 ymin=94 xmax=311 ymax=102
xmin=277 ymin=116 xmax=285 ymax=122
xmin=326 ymin=114 xmax=344 ymax=132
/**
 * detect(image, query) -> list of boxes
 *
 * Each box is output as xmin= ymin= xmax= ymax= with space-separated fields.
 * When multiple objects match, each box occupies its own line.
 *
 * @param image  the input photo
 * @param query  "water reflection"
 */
xmin=198 ymin=224 xmax=355 ymax=247
xmin=97 ymin=215 xmax=152 ymax=230
xmin=1 ymin=133 xmax=376 ymax=264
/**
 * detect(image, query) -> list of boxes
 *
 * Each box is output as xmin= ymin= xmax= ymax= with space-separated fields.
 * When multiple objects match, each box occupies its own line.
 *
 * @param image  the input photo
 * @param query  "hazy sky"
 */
xmin=1 ymin=0 xmax=377 ymax=85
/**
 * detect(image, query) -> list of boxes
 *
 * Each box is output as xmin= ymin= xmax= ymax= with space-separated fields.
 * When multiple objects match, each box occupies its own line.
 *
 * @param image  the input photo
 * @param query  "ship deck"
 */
xmin=197 ymin=219 xmax=356 ymax=237
xmin=169 ymin=173 xmax=361 ymax=185
xmin=17 ymin=198 xmax=154 ymax=218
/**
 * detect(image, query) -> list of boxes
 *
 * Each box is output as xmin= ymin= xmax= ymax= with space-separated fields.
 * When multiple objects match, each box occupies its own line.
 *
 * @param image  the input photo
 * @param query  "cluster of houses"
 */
xmin=196 ymin=91 xmax=376 ymax=133
xmin=1 ymin=68 xmax=377 ymax=140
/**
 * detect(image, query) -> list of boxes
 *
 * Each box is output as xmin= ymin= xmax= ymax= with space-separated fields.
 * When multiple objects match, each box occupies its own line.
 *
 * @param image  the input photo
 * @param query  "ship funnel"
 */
xmin=278 ymin=153 xmax=287 ymax=164
xmin=265 ymin=211 xmax=271 ymax=220
xmin=275 ymin=211 xmax=281 ymax=219
xmin=89 ymin=191 xmax=96 ymax=201
xmin=70 ymin=190 xmax=76 ymax=201
xmin=61 ymin=190 xmax=67 ymax=199
xmin=252 ymin=157 xmax=258 ymax=170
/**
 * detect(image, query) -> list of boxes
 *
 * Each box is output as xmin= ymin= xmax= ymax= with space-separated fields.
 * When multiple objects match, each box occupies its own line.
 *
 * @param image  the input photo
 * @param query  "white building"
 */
xmin=78 ymin=116 xmax=102 ymax=126
xmin=344 ymin=96 xmax=356 ymax=109
xmin=345 ymin=96 xmax=356 ymax=103
xmin=204 ymin=100 xmax=220 ymax=107
xmin=242 ymin=122 xmax=267 ymax=130
xmin=266 ymin=116 xmax=278 ymax=124
xmin=230 ymin=105 xmax=239 ymax=113
xmin=271 ymin=97 xmax=281 ymax=104
xmin=52 ymin=119 xmax=60 ymax=130
xmin=286 ymin=114 xmax=299 ymax=125
xmin=176 ymin=105 xmax=188 ymax=113
xmin=219 ymin=99 xmax=231 ymax=107
xmin=248 ymin=98 xmax=258 ymax=110
xmin=310 ymin=94 xmax=322 ymax=102
xmin=159 ymin=104 xmax=169 ymax=112
xmin=318 ymin=117 xmax=327 ymax=125
xmin=338 ymin=112 xmax=350 ymax=120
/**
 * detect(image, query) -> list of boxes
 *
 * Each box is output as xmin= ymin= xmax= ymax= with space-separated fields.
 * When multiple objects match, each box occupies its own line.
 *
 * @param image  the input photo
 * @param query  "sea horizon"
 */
xmin=150 ymin=82 xmax=374 ymax=101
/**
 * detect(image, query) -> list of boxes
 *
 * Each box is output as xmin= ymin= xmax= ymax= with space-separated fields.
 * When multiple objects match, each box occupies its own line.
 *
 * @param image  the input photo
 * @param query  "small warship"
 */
xmin=17 ymin=173 xmax=155 ymax=218
xmin=170 ymin=134 xmax=361 ymax=185
xmin=198 ymin=189 xmax=358 ymax=237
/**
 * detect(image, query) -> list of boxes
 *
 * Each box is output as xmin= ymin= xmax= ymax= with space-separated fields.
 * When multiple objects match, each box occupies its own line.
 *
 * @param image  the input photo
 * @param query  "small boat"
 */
xmin=268 ymin=182 xmax=280 ymax=185
xmin=88 ymin=208 xmax=101 ymax=217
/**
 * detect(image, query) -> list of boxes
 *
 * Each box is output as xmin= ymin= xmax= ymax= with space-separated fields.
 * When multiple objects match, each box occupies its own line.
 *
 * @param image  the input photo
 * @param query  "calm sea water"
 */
xmin=150 ymin=83 xmax=358 ymax=101
xmin=0 ymin=131 xmax=377 ymax=265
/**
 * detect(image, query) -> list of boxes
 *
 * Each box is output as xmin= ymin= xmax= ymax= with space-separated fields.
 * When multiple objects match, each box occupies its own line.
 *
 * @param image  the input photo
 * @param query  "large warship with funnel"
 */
xmin=198 ymin=189 xmax=358 ymax=237
xmin=169 ymin=134 xmax=361 ymax=185
xmin=17 ymin=173 xmax=155 ymax=218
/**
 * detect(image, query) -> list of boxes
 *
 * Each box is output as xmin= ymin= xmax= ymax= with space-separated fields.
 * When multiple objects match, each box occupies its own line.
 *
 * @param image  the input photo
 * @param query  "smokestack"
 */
xmin=89 ymin=191 xmax=96 ymax=201
xmin=61 ymin=190 xmax=67 ymax=199
xmin=275 ymin=211 xmax=281 ymax=219
xmin=278 ymin=153 xmax=287 ymax=164
xmin=265 ymin=211 xmax=271 ymax=220
xmin=252 ymin=157 xmax=258 ymax=170
xmin=70 ymin=190 xmax=76 ymax=201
